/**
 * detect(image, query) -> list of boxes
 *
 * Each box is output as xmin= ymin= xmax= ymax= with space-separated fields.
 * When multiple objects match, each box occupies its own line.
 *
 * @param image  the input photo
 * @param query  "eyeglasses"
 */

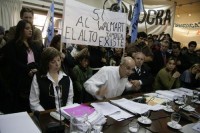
xmin=49 ymin=84 xmax=63 ymax=98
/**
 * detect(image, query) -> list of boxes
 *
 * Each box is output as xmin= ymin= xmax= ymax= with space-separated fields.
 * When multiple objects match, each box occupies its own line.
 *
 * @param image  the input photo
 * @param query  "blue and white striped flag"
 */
xmin=131 ymin=0 xmax=144 ymax=43
xmin=42 ymin=1 xmax=54 ymax=47
xmin=117 ymin=0 xmax=122 ymax=13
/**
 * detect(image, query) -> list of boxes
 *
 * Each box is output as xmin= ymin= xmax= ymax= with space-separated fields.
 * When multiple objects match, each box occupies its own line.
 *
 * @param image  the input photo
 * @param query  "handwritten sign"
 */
xmin=62 ymin=0 xmax=127 ymax=48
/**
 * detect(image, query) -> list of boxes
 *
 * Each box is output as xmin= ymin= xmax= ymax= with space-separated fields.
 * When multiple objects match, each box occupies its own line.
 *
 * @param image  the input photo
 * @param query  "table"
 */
xmin=31 ymin=93 xmax=200 ymax=133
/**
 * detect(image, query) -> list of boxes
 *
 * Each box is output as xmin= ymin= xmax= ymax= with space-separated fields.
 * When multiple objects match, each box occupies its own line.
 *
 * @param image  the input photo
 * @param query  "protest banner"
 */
xmin=62 ymin=0 xmax=127 ymax=48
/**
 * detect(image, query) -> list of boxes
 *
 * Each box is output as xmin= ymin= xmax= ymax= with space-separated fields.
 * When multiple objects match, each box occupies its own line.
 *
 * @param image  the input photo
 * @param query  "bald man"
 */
xmin=84 ymin=56 xmax=136 ymax=100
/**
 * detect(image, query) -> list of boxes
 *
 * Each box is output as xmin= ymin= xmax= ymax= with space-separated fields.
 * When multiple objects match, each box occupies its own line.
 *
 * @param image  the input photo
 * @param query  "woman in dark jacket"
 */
xmin=3 ymin=20 xmax=42 ymax=112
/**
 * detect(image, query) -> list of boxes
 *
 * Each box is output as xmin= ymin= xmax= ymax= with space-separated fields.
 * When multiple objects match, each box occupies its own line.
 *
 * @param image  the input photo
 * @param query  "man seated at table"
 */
xmin=83 ymin=56 xmax=136 ymax=100
xmin=128 ymin=52 xmax=154 ymax=92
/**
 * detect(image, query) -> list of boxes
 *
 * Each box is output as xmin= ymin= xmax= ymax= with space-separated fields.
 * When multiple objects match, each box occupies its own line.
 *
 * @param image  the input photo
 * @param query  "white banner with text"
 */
xmin=62 ymin=0 xmax=127 ymax=48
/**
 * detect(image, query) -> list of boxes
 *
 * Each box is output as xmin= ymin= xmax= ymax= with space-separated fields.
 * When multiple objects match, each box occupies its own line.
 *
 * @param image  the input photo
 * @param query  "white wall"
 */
xmin=173 ymin=10 xmax=200 ymax=48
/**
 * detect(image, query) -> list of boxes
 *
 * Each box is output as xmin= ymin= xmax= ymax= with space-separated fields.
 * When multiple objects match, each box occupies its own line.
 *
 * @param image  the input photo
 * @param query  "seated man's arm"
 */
xmin=83 ymin=67 xmax=108 ymax=100
xmin=126 ymin=80 xmax=141 ymax=91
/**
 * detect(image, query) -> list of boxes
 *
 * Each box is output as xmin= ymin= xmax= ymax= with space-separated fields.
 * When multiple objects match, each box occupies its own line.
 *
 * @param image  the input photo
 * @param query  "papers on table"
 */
xmin=171 ymin=89 xmax=189 ymax=97
xmin=110 ymin=98 xmax=151 ymax=114
xmin=91 ymin=102 xmax=134 ymax=121
xmin=0 ymin=112 xmax=41 ymax=133
xmin=61 ymin=104 xmax=106 ymax=125
xmin=153 ymin=88 xmax=195 ymax=101
xmin=178 ymin=88 xmax=194 ymax=96
xmin=146 ymin=96 xmax=166 ymax=106
xmin=62 ymin=104 xmax=95 ymax=117
xmin=155 ymin=90 xmax=181 ymax=100
xmin=61 ymin=88 xmax=197 ymax=123
xmin=192 ymin=123 xmax=200 ymax=132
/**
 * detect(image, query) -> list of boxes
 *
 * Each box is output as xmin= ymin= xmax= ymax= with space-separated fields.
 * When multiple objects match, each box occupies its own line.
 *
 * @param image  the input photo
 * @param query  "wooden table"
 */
xmin=31 ymin=93 xmax=200 ymax=133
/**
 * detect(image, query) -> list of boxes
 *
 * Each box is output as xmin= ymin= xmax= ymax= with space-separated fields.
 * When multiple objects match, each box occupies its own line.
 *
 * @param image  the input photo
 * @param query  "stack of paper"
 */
xmin=61 ymin=104 xmax=95 ymax=118
xmin=178 ymin=88 xmax=194 ymax=96
xmin=61 ymin=104 xmax=106 ymax=126
xmin=170 ymin=88 xmax=188 ymax=97
xmin=192 ymin=123 xmax=200 ymax=132
xmin=91 ymin=102 xmax=134 ymax=121
xmin=155 ymin=90 xmax=181 ymax=100
xmin=110 ymin=98 xmax=151 ymax=114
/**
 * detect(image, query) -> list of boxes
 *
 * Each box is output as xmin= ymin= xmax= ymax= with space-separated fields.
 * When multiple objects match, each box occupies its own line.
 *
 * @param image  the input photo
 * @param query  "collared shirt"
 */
xmin=27 ymin=49 xmax=35 ymax=64
xmin=29 ymin=71 xmax=73 ymax=112
xmin=84 ymin=66 xmax=128 ymax=100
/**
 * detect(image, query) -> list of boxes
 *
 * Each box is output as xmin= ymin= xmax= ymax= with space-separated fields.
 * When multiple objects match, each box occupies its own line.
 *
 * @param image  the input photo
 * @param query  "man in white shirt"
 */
xmin=84 ymin=56 xmax=136 ymax=100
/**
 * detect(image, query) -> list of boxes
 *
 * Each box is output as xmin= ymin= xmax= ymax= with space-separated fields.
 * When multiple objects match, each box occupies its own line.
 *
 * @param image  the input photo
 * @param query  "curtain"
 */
xmin=0 ymin=0 xmax=22 ymax=30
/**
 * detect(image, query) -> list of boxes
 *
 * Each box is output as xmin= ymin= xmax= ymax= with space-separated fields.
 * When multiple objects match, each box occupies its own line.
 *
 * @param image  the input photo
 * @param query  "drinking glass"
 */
xmin=177 ymin=97 xmax=184 ymax=105
xmin=92 ymin=124 xmax=102 ymax=133
xmin=165 ymin=100 xmax=172 ymax=109
xmin=171 ymin=113 xmax=181 ymax=127
xmin=129 ymin=121 xmax=139 ymax=133
xmin=140 ymin=110 xmax=150 ymax=123
xmin=70 ymin=114 xmax=90 ymax=133
xmin=184 ymin=95 xmax=192 ymax=105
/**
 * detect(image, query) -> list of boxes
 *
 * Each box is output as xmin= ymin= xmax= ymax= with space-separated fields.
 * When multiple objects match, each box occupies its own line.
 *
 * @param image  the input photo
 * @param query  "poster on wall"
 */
xmin=62 ymin=0 xmax=127 ymax=48
xmin=116 ymin=0 xmax=175 ymax=36
xmin=173 ymin=21 xmax=200 ymax=47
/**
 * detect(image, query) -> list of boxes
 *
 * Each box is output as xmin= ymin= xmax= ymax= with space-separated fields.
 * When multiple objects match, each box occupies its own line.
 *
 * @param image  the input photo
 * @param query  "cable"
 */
xmin=56 ymin=86 xmax=62 ymax=125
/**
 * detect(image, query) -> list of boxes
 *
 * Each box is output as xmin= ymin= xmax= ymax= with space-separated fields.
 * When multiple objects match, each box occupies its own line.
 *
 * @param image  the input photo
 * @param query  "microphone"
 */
xmin=56 ymin=86 xmax=62 ymax=125
xmin=46 ymin=85 xmax=65 ymax=133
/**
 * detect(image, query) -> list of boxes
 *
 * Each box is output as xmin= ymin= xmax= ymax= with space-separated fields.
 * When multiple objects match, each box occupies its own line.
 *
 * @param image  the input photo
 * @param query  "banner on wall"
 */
xmin=173 ymin=21 xmax=200 ymax=47
xmin=121 ymin=1 xmax=175 ymax=36
xmin=78 ymin=0 xmax=175 ymax=36
xmin=62 ymin=0 xmax=127 ymax=48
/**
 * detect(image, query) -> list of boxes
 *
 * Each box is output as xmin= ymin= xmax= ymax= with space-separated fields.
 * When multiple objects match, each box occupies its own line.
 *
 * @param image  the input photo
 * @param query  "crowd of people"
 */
xmin=0 ymin=7 xmax=200 ymax=114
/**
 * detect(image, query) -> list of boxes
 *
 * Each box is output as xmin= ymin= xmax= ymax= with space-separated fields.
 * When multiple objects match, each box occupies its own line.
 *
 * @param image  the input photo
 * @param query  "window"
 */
xmin=33 ymin=12 xmax=62 ymax=39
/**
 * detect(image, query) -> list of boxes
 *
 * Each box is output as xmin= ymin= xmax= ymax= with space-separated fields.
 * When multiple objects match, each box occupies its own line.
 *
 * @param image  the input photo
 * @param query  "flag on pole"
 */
xmin=42 ymin=1 xmax=54 ymax=47
xmin=117 ymin=0 xmax=122 ymax=13
xmin=131 ymin=0 xmax=144 ymax=43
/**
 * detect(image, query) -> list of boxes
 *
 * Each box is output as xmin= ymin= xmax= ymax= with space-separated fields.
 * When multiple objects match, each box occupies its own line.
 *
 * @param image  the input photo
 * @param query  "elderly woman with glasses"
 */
xmin=29 ymin=47 xmax=74 ymax=112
